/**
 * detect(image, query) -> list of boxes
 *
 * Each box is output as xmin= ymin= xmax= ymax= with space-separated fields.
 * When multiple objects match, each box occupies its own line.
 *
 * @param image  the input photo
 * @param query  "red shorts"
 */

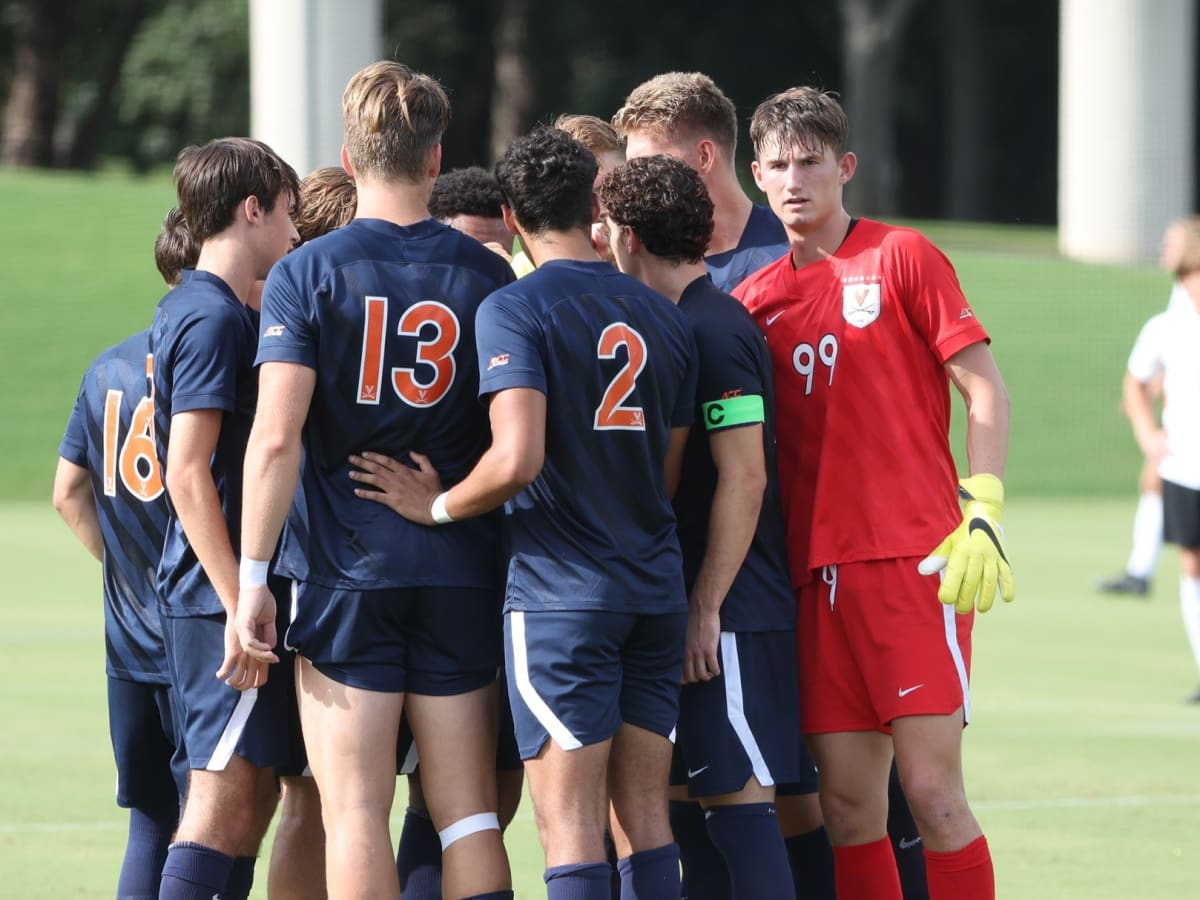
xmin=797 ymin=557 xmax=973 ymax=734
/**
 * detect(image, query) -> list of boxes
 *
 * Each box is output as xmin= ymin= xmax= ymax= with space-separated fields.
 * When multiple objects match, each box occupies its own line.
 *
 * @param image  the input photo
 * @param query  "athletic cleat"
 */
xmin=1093 ymin=573 xmax=1150 ymax=597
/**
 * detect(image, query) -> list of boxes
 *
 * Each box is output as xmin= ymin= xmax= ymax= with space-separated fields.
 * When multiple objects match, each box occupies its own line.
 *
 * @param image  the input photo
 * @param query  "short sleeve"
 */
xmin=476 ymin=292 xmax=547 ymax=397
xmin=1127 ymin=314 xmax=1166 ymax=383
xmin=58 ymin=378 xmax=89 ymax=465
xmin=889 ymin=231 xmax=990 ymax=363
xmin=670 ymin=326 xmax=699 ymax=429
xmin=257 ymin=263 xmax=318 ymax=369
xmin=169 ymin=306 xmax=245 ymax=414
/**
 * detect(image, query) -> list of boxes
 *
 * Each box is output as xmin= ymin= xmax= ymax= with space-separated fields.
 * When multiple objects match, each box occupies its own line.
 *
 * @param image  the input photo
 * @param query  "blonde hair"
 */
xmin=296 ymin=167 xmax=357 ymax=243
xmin=1166 ymin=216 xmax=1200 ymax=278
xmin=342 ymin=61 xmax=450 ymax=182
xmin=553 ymin=114 xmax=625 ymax=158
xmin=611 ymin=72 xmax=738 ymax=156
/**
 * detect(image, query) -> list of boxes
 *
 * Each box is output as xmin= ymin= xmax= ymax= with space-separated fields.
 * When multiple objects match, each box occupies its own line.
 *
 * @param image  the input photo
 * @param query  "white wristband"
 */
xmin=239 ymin=556 xmax=271 ymax=587
xmin=430 ymin=491 xmax=455 ymax=525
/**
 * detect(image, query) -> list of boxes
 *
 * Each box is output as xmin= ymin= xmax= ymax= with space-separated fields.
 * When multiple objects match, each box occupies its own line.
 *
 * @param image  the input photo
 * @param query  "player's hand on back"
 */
xmin=349 ymin=451 xmax=444 ymax=525
xmin=918 ymin=473 xmax=1015 ymax=614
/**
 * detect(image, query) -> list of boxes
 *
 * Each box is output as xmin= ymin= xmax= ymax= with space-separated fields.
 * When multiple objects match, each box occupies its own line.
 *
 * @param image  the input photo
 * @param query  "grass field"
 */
xmin=2 ymin=169 xmax=1198 ymax=895
xmin=4 ymin=499 xmax=1199 ymax=897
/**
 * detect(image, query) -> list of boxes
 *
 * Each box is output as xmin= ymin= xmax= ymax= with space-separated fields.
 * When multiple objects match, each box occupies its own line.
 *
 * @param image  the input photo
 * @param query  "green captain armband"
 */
xmin=702 ymin=394 xmax=765 ymax=431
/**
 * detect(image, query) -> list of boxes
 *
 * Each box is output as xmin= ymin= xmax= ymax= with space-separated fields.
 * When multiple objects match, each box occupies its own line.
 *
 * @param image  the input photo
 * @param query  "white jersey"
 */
xmin=1127 ymin=288 xmax=1200 ymax=489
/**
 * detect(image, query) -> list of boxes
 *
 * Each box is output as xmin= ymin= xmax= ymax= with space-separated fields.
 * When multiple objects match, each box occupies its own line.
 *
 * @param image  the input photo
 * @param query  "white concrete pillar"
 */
xmin=1059 ymin=0 xmax=1195 ymax=263
xmin=250 ymin=0 xmax=382 ymax=177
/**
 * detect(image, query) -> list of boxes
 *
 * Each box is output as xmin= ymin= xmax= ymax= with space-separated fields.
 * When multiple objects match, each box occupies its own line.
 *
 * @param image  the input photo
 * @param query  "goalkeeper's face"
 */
xmin=751 ymin=139 xmax=855 ymax=235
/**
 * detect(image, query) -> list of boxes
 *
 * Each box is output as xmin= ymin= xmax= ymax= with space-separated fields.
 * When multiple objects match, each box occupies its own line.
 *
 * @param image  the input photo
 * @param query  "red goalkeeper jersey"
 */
xmin=735 ymin=218 xmax=989 ymax=584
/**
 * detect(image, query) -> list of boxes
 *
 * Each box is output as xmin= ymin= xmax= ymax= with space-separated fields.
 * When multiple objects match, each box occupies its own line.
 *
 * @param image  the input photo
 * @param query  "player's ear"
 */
xmin=340 ymin=145 xmax=356 ymax=179
xmin=243 ymin=194 xmax=263 ymax=225
xmin=590 ymin=192 xmax=601 ymax=226
xmin=622 ymin=223 xmax=640 ymax=256
xmin=427 ymin=143 xmax=442 ymax=181
xmin=838 ymin=151 xmax=857 ymax=185
xmin=696 ymin=139 xmax=716 ymax=175
xmin=750 ymin=159 xmax=764 ymax=190
xmin=501 ymin=204 xmax=519 ymax=236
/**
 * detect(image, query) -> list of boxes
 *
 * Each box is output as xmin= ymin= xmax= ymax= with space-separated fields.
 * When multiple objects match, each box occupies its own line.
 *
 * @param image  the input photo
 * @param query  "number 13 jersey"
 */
xmin=735 ymin=219 xmax=990 ymax=582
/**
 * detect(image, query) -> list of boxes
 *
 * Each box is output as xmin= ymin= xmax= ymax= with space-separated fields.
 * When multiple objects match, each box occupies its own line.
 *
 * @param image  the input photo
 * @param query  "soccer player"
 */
xmin=294 ymin=165 xmax=357 ymax=244
xmin=736 ymin=86 xmax=1012 ymax=900
xmin=612 ymin=72 xmax=788 ymax=293
xmin=234 ymin=61 xmax=515 ymax=900
xmin=429 ymin=165 xmax=514 ymax=252
xmin=50 ymin=206 xmax=198 ymax=900
xmin=599 ymin=154 xmax=802 ymax=899
xmin=553 ymin=114 xmax=627 ymax=264
xmin=346 ymin=127 xmax=698 ymax=900
xmin=150 ymin=136 xmax=300 ymax=900
xmin=1122 ymin=216 xmax=1200 ymax=701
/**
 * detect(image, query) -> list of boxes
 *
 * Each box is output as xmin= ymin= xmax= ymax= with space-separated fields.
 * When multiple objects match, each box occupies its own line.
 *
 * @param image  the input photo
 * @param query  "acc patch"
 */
xmin=842 ymin=283 xmax=881 ymax=329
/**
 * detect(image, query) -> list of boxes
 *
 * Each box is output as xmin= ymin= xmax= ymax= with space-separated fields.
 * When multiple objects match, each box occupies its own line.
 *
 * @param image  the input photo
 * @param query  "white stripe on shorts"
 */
xmin=720 ymin=632 xmax=774 ymax=787
xmin=206 ymin=688 xmax=258 ymax=772
xmin=510 ymin=611 xmax=583 ymax=751
xmin=941 ymin=603 xmax=971 ymax=723
xmin=399 ymin=738 xmax=420 ymax=775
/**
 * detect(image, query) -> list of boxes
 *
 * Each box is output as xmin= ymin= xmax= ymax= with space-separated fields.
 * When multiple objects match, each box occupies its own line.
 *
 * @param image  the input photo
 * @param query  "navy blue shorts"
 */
xmin=504 ymin=609 xmax=686 ymax=760
xmin=272 ymin=577 xmax=309 ymax=777
xmin=286 ymin=583 xmax=501 ymax=695
xmin=108 ymin=676 xmax=184 ymax=819
xmin=670 ymin=630 xmax=816 ymax=797
xmin=163 ymin=613 xmax=292 ymax=772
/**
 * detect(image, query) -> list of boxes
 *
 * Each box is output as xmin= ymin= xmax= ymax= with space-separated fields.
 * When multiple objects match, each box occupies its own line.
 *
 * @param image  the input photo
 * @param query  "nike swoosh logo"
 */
xmin=899 ymin=836 xmax=922 ymax=850
xmin=898 ymin=684 xmax=925 ymax=697
xmin=687 ymin=765 xmax=710 ymax=778
xmin=968 ymin=517 xmax=1008 ymax=562
xmin=765 ymin=309 xmax=786 ymax=325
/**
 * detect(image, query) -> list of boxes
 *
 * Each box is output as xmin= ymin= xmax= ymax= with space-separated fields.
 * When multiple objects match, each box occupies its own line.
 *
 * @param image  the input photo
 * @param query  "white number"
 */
xmin=791 ymin=333 xmax=839 ymax=396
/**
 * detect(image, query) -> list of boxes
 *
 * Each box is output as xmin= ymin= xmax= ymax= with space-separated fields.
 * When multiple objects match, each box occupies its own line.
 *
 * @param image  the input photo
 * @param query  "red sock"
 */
xmin=924 ymin=834 xmax=995 ymax=900
xmin=832 ymin=837 xmax=903 ymax=900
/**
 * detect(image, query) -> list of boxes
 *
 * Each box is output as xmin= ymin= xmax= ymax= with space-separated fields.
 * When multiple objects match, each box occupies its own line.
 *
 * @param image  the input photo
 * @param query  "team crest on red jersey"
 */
xmin=842 ymin=281 xmax=881 ymax=329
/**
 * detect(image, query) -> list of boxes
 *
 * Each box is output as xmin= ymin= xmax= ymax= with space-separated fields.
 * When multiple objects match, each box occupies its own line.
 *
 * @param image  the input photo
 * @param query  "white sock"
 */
xmin=1125 ymin=492 xmax=1163 ymax=579
xmin=1180 ymin=576 xmax=1200 ymax=678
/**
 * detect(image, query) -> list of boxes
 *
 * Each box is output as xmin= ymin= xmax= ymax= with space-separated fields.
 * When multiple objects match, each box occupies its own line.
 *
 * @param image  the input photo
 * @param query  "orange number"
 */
xmin=101 ymin=384 xmax=164 ymax=502
xmin=593 ymin=323 xmax=648 ymax=431
xmin=356 ymin=297 xmax=460 ymax=408
xmin=357 ymin=295 xmax=388 ymax=404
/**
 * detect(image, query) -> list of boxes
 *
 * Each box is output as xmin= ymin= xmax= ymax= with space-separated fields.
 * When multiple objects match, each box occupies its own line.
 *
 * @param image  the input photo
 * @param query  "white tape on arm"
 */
xmin=239 ymin=557 xmax=270 ymax=588
xmin=437 ymin=811 xmax=500 ymax=850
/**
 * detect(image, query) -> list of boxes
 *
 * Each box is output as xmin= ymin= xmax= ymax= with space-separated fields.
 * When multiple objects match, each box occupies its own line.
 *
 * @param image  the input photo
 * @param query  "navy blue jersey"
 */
xmin=257 ymin=218 xmax=515 ymax=589
xmin=59 ymin=331 xmax=170 ymax=682
xmin=150 ymin=269 xmax=259 ymax=617
xmin=706 ymin=204 xmax=789 ymax=294
xmin=476 ymin=258 xmax=698 ymax=614
xmin=673 ymin=277 xmax=794 ymax=632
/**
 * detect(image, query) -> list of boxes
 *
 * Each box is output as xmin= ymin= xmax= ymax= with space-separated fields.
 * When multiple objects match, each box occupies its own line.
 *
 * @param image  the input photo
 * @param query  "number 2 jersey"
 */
xmin=257 ymin=218 xmax=516 ymax=590
xmin=734 ymin=219 xmax=990 ymax=583
xmin=60 ymin=330 xmax=169 ymax=682
xmin=475 ymin=258 xmax=698 ymax=614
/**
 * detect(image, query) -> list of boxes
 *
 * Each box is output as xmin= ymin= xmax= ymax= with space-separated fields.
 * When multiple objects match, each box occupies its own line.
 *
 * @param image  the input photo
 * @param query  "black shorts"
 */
xmin=1163 ymin=479 xmax=1200 ymax=549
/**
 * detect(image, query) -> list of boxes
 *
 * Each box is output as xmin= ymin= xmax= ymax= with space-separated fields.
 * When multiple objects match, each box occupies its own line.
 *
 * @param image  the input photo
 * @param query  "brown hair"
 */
xmin=342 ymin=61 xmax=450 ymax=182
xmin=611 ymin=72 xmax=738 ymax=156
xmin=553 ymin=114 xmax=625 ymax=158
xmin=154 ymin=206 xmax=199 ymax=286
xmin=599 ymin=156 xmax=713 ymax=265
xmin=749 ymin=86 xmax=849 ymax=158
xmin=173 ymin=137 xmax=299 ymax=244
xmin=295 ymin=167 xmax=357 ymax=243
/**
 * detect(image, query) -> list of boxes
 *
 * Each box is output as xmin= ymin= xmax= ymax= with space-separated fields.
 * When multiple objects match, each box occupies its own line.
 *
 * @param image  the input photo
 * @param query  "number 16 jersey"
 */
xmin=735 ymin=219 xmax=990 ymax=582
xmin=257 ymin=218 xmax=516 ymax=590
xmin=476 ymin=258 xmax=698 ymax=614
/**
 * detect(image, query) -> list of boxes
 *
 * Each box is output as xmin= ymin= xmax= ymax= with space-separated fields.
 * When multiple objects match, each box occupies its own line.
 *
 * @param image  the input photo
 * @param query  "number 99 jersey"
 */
xmin=735 ymin=219 xmax=990 ymax=583
xmin=475 ymin=258 xmax=699 ymax=615
xmin=257 ymin=218 xmax=516 ymax=590
xmin=60 ymin=331 xmax=170 ymax=683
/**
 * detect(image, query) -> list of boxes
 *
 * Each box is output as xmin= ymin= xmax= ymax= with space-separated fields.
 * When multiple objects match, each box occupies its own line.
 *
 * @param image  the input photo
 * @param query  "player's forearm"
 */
xmin=1122 ymin=372 xmax=1160 ymax=452
xmin=690 ymin=465 xmax=765 ymax=613
xmin=241 ymin=429 xmax=301 ymax=563
xmin=962 ymin=374 xmax=1010 ymax=478
xmin=166 ymin=462 xmax=239 ymax=613
xmin=441 ymin=442 xmax=540 ymax=521
xmin=52 ymin=463 xmax=103 ymax=562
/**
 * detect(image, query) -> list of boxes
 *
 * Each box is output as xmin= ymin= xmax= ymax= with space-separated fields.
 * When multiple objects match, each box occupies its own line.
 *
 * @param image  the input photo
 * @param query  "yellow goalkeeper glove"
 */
xmin=917 ymin=473 xmax=1015 ymax=614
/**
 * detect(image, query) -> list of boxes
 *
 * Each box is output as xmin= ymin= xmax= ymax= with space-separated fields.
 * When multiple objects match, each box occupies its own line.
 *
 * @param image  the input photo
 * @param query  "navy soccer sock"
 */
xmin=617 ymin=843 xmax=681 ymax=900
xmin=784 ymin=826 xmax=836 ymax=900
xmin=669 ymin=799 xmax=731 ymax=900
xmin=222 ymin=856 xmax=256 ymax=900
xmin=705 ymin=803 xmax=794 ymax=899
xmin=604 ymin=829 xmax=622 ymax=899
xmin=116 ymin=807 xmax=175 ymax=899
xmin=158 ymin=841 xmax=234 ymax=900
xmin=887 ymin=767 xmax=929 ymax=900
xmin=462 ymin=893 xmax=515 ymax=900
xmin=544 ymin=862 xmax=614 ymax=900
xmin=396 ymin=807 xmax=443 ymax=899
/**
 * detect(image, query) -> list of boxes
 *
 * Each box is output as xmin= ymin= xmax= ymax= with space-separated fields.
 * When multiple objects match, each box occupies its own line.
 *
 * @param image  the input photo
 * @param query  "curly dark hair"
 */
xmin=429 ymin=166 xmax=505 ymax=221
xmin=598 ymin=155 xmax=713 ymax=265
xmin=493 ymin=127 xmax=597 ymax=236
